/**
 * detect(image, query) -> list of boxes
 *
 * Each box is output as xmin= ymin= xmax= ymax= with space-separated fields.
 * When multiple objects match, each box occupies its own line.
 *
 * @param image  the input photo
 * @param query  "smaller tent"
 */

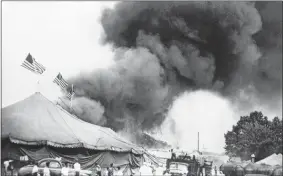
xmin=244 ymin=163 xmax=276 ymax=175
xmin=244 ymin=163 xmax=260 ymax=175
xmin=256 ymin=153 xmax=282 ymax=166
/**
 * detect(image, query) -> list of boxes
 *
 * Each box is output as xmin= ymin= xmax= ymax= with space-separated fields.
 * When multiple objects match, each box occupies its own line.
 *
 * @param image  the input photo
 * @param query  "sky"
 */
xmin=2 ymin=1 xmax=116 ymax=107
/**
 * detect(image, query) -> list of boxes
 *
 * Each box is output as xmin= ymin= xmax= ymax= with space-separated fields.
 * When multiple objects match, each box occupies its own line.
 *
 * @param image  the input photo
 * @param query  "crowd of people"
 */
xmin=4 ymin=148 xmax=215 ymax=176
xmin=2 ymin=158 xmax=143 ymax=176
xmin=91 ymin=163 xmax=123 ymax=176
xmin=28 ymin=159 xmax=126 ymax=176
xmin=3 ymin=157 xmax=220 ymax=176
xmin=1 ymin=148 xmax=175 ymax=176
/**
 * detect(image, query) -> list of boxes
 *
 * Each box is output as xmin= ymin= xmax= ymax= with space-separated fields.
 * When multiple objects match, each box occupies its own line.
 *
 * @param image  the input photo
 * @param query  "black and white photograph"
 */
xmin=1 ymin=1 xmax=282 ymax=176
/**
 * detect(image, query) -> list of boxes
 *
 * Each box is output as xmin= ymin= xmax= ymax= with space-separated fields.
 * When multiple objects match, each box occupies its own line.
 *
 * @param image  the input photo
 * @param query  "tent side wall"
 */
xmin=1 ymin=140 xmax=143 ymax=169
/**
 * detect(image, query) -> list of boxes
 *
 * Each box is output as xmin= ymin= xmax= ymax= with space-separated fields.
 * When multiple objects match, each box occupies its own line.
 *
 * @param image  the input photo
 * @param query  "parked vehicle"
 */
xmin=163 ymin=157 xmax=201 ymax=176
xmin=18 ymin=158 xmax=92 ymax=176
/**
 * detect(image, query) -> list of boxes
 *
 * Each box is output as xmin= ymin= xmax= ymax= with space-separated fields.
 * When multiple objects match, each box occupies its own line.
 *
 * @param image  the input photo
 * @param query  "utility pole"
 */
xmin=198 ymin=132 xmax=199 ymax=152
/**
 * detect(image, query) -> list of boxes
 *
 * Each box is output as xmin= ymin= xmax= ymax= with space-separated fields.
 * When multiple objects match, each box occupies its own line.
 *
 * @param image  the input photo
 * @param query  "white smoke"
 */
xmin=158 ymin=90 xmax=238 ymax=153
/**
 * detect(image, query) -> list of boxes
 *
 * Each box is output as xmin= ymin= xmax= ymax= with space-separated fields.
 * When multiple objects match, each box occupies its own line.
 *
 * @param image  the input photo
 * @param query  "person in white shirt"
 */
xmin=103 ymin=168 xmax=109 ymax=176
xmin=3 ymin=160 xmax=13 ymax=176
xmin=61 ymin=162 xmax=69 ymax=176
xmin=43 ymin=162 xmax=50 ymax=176
xmin=3 ymin=160 xmax=10 ymax=171
xmin=139 ymin=162 xmax=152 ymax=176
xmin=114 ymin=167 xmax=123 ymax=176
xmin=74 ymin=159 xmax=81 ymax=176
xmin=94 ymin=163 xmax=102 ymax=176
xmin=32 ymin=162 xmax=39 ymax=176
xmin=150 ymin=163 xmax=156 ymax=176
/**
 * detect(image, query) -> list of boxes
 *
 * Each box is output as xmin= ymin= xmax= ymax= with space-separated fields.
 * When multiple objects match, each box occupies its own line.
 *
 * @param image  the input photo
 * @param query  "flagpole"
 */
xmin=198 ymin=132 xmax=199 ymax=152
xmin=33 ymin=54 xmax=40 ymax=93
xmin=37 ymin=80 xmax=40 ymax=93
xmin=36 ymin=71 xmax=44 ymax=93
xmin=33 ymin=56 xmax=39 ymax=93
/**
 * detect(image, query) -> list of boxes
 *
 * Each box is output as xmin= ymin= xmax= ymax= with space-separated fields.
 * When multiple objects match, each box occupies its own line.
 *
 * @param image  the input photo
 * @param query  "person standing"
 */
xmin=150 ymin=163 xmax=156 ymax=176
xmin=94 ymin=163 xmax=102 ymax=176
xmin=171 ymin=149 xmax=176 ymax=159
xmin=3 ymin=160 xmax=13 ymax=176
xmin=43 ymin=162 xmax=50 ymax=176
xmin=74 ymin=159 xmax=81 ymax=176
xmin=114 ymin=167 xmax=123 ymax=176
xmin=103 ymin=167 xmax=109 ymax=176
xmin=61 ymin=162 xmax=69 ymax=176
xmin=108 ymin=163 xmax=114 ymax=176
xmin=32 ymin=162 xmax=39 ymax=176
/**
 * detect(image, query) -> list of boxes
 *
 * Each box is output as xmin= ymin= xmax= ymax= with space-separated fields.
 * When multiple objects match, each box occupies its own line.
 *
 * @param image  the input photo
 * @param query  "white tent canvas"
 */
xmin=256 ymin=153 xmax=282 ymax=166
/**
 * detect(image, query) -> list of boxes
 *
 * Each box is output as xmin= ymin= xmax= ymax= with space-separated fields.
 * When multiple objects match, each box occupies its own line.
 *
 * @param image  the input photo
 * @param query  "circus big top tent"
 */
xmin=1 ymin=92 xmax=147 ymax=169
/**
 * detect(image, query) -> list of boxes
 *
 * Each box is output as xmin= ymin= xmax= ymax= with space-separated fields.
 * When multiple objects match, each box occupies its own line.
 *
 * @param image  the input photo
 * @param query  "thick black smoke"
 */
xmin=63 ymin=2 xmax=282 ymax=136
xmin=228 ymin=1 xmax=282 ymax=111
xmin=67 ymin=49 xmax=170 ymax=132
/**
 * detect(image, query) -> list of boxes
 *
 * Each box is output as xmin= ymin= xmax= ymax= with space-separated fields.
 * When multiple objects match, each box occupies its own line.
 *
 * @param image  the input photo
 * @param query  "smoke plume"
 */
xmin=62 ymin=2 xmax=282 ymax=150
xmin=157 ymin=90 xmax=238 ymax=153
xmin=60 ymin=97 xmax=106 ymax=126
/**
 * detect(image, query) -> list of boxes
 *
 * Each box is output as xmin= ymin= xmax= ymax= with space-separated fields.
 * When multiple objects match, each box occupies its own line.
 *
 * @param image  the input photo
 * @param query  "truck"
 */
xmin=163 ymin=156 xmax=201 ymax=176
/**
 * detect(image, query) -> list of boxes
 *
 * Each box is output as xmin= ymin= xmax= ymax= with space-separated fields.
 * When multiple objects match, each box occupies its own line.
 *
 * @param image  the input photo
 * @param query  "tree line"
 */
xmin=224 ymin=111 xmax=282 ymax=161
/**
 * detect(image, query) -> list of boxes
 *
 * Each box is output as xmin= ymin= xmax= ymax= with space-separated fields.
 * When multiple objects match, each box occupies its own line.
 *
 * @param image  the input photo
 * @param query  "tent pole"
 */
xmin=36 ymin=80 xmax=40 ymax=93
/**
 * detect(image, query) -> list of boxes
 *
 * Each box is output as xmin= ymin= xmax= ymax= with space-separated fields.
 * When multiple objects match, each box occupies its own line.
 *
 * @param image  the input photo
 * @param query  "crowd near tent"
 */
xmin=1 ymin=93 xmax=150 ymax=171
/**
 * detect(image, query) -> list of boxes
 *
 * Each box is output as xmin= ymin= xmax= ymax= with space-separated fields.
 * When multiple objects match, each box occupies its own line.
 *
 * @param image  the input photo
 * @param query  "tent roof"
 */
xmin=256 ymin=153 xmax=282 ymax=166
xmin=2 ymin=92 xmax=143 ymax=154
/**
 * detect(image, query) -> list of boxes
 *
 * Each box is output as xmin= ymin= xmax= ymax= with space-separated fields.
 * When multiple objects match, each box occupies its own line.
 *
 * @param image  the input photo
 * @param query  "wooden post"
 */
xmin=198 ymin=132 xmax=200 ymax=152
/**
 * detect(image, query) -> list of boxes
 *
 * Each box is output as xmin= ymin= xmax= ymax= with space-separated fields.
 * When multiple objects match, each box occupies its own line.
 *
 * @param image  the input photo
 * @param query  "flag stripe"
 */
xmin=22 ymin=61 xmax=35 ymax=70
xmin=66 ymin=84 xmax=75 ymax=100
xmin=60 ymin=79 xmax=68 ymax=86
xmin=53 ymin=79 xmax=68 ymax=89
xmin=21 ymin=65 xmax=41 ymax=74
xmin=22 ymin=62 xmax=37 ymax=71
xmin=54 ymin=77 xmax=68 ymax=87
xmin=21 ymin=63 xmax=41 ymax=74
xmin=66 ymin=92 xmax=75 ymax=100
xmin=59 ymin=76 xmax=68 ymax=85
xmin=34 ymin=61 xmax=45 ymax=69
xmin=34 ymin=62 xmax=46 ymax=71
xmin=57 ymin=81 xmax=67 ymax=89
xmin=33 ymin=62 xmax=45 ymax=73
xmin=21 ymin=63 xmax=35 ymax=71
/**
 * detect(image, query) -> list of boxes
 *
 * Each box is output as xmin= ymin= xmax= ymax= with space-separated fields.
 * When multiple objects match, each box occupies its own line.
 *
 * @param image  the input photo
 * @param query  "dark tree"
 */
xmin=224 ymin=111 xmax=282 ymax=161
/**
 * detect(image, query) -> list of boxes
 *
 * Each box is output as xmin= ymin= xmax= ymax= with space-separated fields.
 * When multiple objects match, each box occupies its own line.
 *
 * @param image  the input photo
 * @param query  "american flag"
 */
xmin=66 ymin=85 xmax=75 ymax=100
xmin=21 ymin=53 xmax=46 ymax=74
xmin=53 ymin=73 xmax=68 ymax=90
